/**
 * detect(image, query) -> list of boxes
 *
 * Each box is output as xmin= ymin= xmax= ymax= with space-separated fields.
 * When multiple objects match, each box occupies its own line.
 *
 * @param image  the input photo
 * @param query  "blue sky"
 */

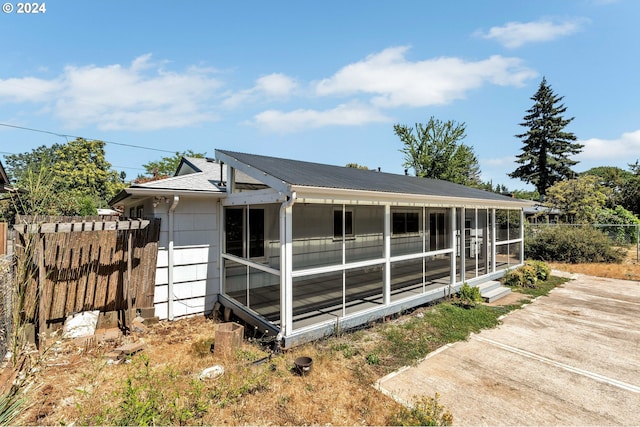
xmin=1 ymin=0 xmax=639 ymax=190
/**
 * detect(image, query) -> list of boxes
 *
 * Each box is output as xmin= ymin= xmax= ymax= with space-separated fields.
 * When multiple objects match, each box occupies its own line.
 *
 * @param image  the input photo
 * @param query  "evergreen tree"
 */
xmin=509 ymin=77 xmax=582 ymax=196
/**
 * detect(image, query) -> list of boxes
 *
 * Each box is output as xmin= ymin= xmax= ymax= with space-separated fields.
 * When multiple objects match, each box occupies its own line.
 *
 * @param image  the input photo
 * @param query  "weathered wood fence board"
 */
xmin=14 ymin=216 xmax=161 ymax=334
xmin=0 ymin=222 xmax=7 ymax=256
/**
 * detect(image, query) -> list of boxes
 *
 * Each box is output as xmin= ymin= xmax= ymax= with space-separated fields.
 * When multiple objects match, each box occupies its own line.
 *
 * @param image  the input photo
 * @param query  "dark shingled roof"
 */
xmin=216 ymin=150 xmax=521 ymax=203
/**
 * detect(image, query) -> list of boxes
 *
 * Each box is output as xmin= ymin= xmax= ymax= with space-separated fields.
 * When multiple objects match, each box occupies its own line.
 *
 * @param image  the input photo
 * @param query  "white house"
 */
xmin=111 ymin=150 xmax=531 ymax=348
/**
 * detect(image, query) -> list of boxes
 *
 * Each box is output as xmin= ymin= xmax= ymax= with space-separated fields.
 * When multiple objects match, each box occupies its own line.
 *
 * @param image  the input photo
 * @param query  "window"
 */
xmin=429 ymin=210 xmax=450 ymax=251
xmin=225 ymin=208 xmax=244 ymax=257
xmin=248 ymin=208 xmax=264 ymax=258
xmin=333 ymin=209 xmax=353 ymax=238
xmin=225 ymin=207 xmax=265 ymax=258
xmin=392 ymin=212 xmax=420 ymax=234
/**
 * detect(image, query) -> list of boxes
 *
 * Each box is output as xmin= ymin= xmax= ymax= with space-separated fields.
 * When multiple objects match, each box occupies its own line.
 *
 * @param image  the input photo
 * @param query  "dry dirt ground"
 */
xmin=7 ymin=310 xmax=403 ymax=425
xmin=548 ymin=246 xmax=640 ymax=281
xmin=5 ymin=250 xmax=640 ymax=426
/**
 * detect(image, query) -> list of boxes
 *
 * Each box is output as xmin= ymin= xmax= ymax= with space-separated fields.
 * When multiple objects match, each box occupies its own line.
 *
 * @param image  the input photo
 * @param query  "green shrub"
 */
xmin=502 ymin=268 xmax=524 ymax=287
xmin=595 ymin=206 xmax=640 ymax=244
xmin=456 ymin=283 xmax=483 ymax=307
xmin=519 ymin=265 xmax=538 ymax=288
xmin=526 ymin=260 xmax=551 ymax=281
xmin=525 ymin=225 xmax=625 ymax=263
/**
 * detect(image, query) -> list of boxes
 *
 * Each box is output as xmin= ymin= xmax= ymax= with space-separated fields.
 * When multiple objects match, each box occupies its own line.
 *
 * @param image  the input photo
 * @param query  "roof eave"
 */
xmin=291 ymin=185 xmax=534 ymax=208
xmin=109 ymin=187 xmax=225 ymax=206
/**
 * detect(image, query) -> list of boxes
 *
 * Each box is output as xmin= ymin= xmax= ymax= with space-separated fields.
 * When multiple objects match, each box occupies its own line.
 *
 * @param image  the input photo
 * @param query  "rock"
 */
xmin=199 ymin=365 xmax=224 ymax=380
xmin=131 ymin=320 xmax=147 ymax=334
xmin=62 ymin=311 xmax=99 ymax=339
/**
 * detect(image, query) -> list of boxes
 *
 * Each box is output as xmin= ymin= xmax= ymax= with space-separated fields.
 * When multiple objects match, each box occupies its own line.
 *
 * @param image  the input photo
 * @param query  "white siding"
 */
xmin=151 ymin=198 xmax=220 ymax=320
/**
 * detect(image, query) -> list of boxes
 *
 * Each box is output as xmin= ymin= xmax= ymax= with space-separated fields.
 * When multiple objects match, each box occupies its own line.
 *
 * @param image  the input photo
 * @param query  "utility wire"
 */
xmin=0 ymin=123 xmax=176 ymax=154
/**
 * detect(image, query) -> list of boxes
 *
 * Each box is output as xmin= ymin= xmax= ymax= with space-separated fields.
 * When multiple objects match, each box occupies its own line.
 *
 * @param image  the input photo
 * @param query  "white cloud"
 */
xmin=0 ymin=54 xmax=223 ymax=130
xmin=0 ymin=77 xmax=62 ymax=102
xmin=223 ymin=73 xmax=298 ymax=108
xmin=578 ymin=130 xmax=640 ymax=162
xmin=315 ymin=46 xmax=537 ymax=107
xmin=477 ymin=18 xmax=587 ymax=49
xmin=253 ymin=102 xmax=390 ymax=133
xmin=256 ymin=73 xmax=298 ymax=97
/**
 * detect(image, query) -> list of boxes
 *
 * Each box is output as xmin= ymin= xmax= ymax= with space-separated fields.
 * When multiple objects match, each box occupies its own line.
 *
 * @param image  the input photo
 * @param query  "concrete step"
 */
xmin=481 ymin=286 xmax=512 ymax=303
xmin=476 ymin=280 xmax=502 ymax=294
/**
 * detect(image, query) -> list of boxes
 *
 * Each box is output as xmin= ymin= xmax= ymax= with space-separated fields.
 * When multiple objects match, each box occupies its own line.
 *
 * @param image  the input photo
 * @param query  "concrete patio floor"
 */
xmin=376 ymin=271 xmax=640 ymax=426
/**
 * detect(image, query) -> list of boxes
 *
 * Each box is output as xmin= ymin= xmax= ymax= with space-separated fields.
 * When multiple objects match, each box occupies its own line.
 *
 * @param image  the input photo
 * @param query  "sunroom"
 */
xmin=215 ymin=150 xmax=530 ymax=348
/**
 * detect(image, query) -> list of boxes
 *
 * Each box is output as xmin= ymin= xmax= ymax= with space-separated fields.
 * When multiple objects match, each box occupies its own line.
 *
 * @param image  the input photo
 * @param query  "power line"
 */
xmin=0 ymin=123 xmax=176 ymax=154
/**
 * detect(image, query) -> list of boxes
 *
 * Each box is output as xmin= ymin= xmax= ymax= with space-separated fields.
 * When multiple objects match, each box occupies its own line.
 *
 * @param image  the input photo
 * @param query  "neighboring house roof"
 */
xmin=216 ymin=149 xmax=533 ymax=207
xmin=524 ymin=204 xmax=562 ymax=216
xmin=109 ymin=156 xmax=263 ymax=205
xmin=97 ymin=208 xmax=121 ymax=216
xmin=0 ymin=160 xmax=14 ymax=193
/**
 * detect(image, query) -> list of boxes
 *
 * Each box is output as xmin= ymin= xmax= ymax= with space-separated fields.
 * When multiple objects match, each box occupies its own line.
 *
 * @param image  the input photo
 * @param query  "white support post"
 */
xmin=246 ymin=207 xmax=250 ymax=306
xmin=520 ymin=209 xmax=525 ymax=264
xmin=279 ymin=203 xmax=294 ymax=336
xmin=285 ymin=206 xmax=293 ymax=334
xmin=459 ymin=207 xmax=465 ymax=284
xmin=342 ymin=205 xmax=346 ymax=317
xmin=384 ymin=204 xmax=391 ymax=304
xmin=218 ymin=200 xmax=225 ymax=296
xmin=422 ymin=207 xmax=426 ymax=292
xmin=491 ymin=209 xmax=497 ymax=273
xmin=474 ymin=208 xmax=479 ymax=278
xmin=228 ymin=166 xmax=236 ymax=194
xmin=450 ymin=207 xmax=456 ymax=287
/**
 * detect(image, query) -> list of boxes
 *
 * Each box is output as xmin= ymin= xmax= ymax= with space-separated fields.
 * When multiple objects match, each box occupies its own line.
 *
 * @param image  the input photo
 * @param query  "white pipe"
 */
xmin=279 ymin=191 xmax=296 ymax=342
xmin=168 ymin=195 xmax=180 ymax=320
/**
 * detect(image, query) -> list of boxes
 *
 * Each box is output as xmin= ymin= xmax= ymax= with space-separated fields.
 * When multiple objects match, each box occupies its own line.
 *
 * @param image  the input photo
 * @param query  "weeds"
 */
xmin=510 ymin=276 xmax=569 ymax=298
xmin=87 ymin=354 xmax=209 ymax=426
xmin=366 ymin=352 xmax=380 ymax=365
xmin=86 ymin=350 xmax=275 ymax=425
xmin=0 ymin=375 xmax=27 ymax=426
xmin=377 ymin=303 xmax=509 ymax=369
xmin=389 ymin=393 xmax=453 ymax=426
xmin=331 ymin=342 xmax=356 ymax=358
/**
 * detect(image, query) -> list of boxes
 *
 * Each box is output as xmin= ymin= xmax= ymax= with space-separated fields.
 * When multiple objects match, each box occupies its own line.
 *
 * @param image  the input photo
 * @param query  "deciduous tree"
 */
xmin=545 ymin=175 xmax=608 ymax=223
xmin=394 ymin=117 xmax=481 ymax=186
xmin=620 ymin=160 xmax=640 ymax=215
xmin=141 ymin=150 xmax=206 ymax=178
xmin=1 ymin=138 xmax=125 ymax=219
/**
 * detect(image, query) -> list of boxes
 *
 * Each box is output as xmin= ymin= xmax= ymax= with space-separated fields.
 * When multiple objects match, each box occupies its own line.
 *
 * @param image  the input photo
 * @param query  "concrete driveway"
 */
xmin=376 ymin=272 xmax=640 ymax=426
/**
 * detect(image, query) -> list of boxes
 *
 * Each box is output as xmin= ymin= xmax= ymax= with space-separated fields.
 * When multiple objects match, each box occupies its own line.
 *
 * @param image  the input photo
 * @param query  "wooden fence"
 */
xmin=14 ymin=216 xmax=161 ymax=338
xmin=0 ymin=222 xmax=7 ymax=256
